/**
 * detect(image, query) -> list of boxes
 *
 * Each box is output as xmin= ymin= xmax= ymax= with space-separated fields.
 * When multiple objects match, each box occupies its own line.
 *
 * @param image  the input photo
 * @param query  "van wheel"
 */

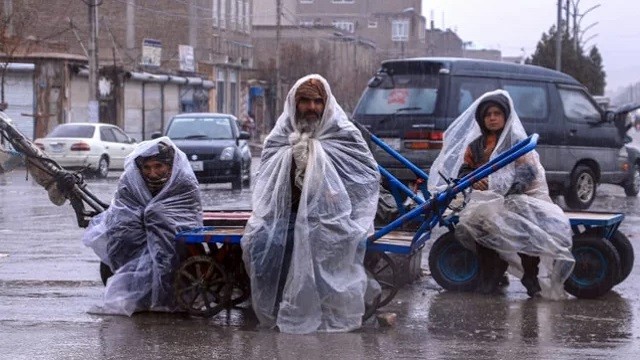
xmin=565 ymin=165 xmax=596 ymax=210
xmin=564 ymin=232 xmax=620 ymax=299
xmin=623 ymin=163 xmax=640 ymax=196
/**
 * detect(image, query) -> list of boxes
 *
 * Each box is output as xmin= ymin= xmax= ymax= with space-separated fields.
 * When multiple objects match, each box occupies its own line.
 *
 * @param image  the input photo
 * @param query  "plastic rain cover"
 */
xmin=428 ymin=90 xmax=575 ymax=299
xmin=83 ymin=137 xmax=202 ymax=315
xmin=241 ymin=74 xmax=380 ymax=333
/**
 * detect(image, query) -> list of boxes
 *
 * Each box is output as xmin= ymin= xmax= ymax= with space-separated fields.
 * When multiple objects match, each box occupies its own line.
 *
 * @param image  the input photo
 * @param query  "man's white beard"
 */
xmin=295 ymin=115 xmax=320 ymax=135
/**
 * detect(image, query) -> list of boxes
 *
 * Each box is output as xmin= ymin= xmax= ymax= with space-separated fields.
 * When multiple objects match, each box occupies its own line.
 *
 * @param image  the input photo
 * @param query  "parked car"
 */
xmin=34 ymin=122 xmax=137 ymax=178
xmin=154 ymin=113 xmax=251 ymax=189
xmin=352 ymin=57 xmax=640 ymax=210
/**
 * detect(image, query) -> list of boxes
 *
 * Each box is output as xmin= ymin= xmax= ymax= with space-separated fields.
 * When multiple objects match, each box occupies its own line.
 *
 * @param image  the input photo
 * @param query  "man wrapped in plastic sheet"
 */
xmin=83 ymin=137 xmax=202 ymax=315
xmin=428 ymin=90 xmax=575 ymax=299
xmin=241 ymin=74 xmax=381 ymax=334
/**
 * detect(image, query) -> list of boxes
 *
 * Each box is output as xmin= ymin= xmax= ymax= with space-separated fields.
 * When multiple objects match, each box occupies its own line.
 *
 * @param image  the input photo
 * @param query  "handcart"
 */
xmin=0 ymin=111 xmax=632 ymax=318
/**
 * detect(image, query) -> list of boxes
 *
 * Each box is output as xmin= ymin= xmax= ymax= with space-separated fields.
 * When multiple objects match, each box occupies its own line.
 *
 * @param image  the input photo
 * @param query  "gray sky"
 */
xmin=421 ymin=0 xmax=640 ymax=94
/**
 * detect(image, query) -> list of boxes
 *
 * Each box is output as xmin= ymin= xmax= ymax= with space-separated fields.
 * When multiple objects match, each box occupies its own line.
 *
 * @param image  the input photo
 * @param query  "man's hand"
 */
xmin=472 ymin=178 xmax=488 ymax=191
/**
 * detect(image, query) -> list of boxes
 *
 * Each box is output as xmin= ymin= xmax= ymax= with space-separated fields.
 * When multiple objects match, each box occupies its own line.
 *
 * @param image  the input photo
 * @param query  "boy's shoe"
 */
xmin=521 ymin=276 xmax=541 ymax=298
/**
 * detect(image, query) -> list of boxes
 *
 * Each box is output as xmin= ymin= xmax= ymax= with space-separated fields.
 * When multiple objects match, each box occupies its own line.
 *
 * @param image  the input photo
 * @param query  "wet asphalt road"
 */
xmin=2 ymin=144 xmax=640 ymax=359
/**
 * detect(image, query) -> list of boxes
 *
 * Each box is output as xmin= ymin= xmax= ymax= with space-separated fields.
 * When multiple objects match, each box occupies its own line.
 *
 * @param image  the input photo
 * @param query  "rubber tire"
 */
xmin=242 ymin=161 xmax=251 ymax=188
xmin=565 ymin=165 xmax=596 ymax=210
xmin=96 ymin=157 xmax=109 ymax=179
xmin=428 ymin=231 xmax=479 ymax=292
xmin=623 ymin=163 xmax=640 ymax=196
xmin=564 ymin=232 xmax=621 ymax=299
xmin=231 ymin=168 xmax=242 ymax=190
xmin=610 ymin=230 xmax=634 ymax=285
xmin=100 ymin=262 xmax=113 ymax=286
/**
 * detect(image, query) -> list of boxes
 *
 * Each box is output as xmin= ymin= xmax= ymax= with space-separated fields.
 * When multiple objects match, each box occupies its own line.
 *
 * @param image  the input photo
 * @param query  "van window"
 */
xmin=558 ymin=88 xmax=601 ymax=122
xmin=354 ymin=74 xmax=439 ymax=115
xmin=503 ymin=82 xmax=549 ymax=121
xmin=450 ymin=77 xmax=500 ymax=116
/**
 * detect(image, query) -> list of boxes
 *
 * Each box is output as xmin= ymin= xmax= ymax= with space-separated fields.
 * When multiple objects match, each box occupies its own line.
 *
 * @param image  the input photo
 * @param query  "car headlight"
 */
xmin=220 ymin=147 xmax=235 ymax=160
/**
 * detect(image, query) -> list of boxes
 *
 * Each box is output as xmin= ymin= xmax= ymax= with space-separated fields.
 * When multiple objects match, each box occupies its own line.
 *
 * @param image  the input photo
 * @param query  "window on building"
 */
xmin=230 ymin=70 xmax=238 ymax=115
xmin=331 ymin=0 xmax=354 ymax=3
xmin=244 ymin=1 xmax=250 ymax=33
xmin=333 ymin=20 xmax=355 ymax=33
xmin=220 ymin=0 xmax=226 ymax=29
xmin=217 ymin=69 xmax=225 ymax=113
xmin=212 ymin=0 xmax=219 ymax=27
xmin=230 ymin=0 xmax=237 ymax=30
xmin=237 ymin=0 xmax=243 ymax=31
xmin=368 ymin=20 xmax=378 ymax=28
xmin=300 ymin=0 xmax=314 ymax=3
xmin=391 ymin=19 xmax=409 ymax=41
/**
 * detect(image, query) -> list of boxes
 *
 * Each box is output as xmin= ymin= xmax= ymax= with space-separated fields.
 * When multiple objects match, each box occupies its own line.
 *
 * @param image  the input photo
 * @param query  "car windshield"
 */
xmin=166 ymin=117 xmax=234 ymax=140
xmin=354 ymin=74 xmax=439 ymax=116
xmin=47 ymin=124 xmax=95 ymax=138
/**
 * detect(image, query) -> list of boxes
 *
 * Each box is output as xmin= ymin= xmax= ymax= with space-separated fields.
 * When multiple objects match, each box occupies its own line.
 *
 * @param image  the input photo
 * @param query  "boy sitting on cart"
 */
xmin=428 ymin=90 xmax=575 ymax=299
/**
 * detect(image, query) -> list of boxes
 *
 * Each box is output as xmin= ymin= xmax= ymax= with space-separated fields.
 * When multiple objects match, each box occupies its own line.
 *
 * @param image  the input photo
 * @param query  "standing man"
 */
xmin=241 ymin=74 xmax=380 ymax=334
xmin=83 ymin=137 xmax=202 ymax=315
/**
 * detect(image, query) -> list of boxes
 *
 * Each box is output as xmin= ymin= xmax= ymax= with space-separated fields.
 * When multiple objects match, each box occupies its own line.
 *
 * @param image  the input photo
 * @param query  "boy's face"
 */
xmin=483 ymin=105 xmax=506 ymax=132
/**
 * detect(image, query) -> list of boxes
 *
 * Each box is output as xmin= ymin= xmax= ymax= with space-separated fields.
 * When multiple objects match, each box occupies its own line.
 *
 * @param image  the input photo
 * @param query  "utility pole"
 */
xmin=275 ymin=0 xmax=282 ymax=122
xmin=88 ymin=0 xmax=100 ymax=122
xmin=556 ymin=0 xmax=562 ymax=71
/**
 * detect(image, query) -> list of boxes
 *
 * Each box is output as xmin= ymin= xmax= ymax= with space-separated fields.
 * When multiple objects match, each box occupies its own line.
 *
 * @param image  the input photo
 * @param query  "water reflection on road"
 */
xmin=1 ymin=158 xmax=640 ymax=359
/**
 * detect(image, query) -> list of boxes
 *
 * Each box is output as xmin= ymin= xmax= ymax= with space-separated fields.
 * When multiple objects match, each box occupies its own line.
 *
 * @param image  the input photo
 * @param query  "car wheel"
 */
xmin=231 ymin=167 xmax=242 ymax=190
xmin=96 ymin=156 xmax=109 ymax=179
xmin=564 ymin=232 xmax=620 ymax=299
xmin=242 ymin=160 xmax=251 ymax=187
xmin=428 ymin=231 xmax=479 ymax=292
xmin=623 ymin=163 xmax=640 ymax=196
xmin=565 ymin=165 xmax=596 ymax=210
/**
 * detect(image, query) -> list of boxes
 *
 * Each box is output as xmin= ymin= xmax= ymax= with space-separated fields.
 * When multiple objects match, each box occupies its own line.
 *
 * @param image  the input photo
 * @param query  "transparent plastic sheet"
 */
xmin=0 ymin=147 xmax=23 ymax=174
xmin=241 ymin=75 xmax=380 ymax=334
xmin=82 ymin=137 xmax=203 ymax=315
xmin=427 ymin=90 xmax=575 ymax=299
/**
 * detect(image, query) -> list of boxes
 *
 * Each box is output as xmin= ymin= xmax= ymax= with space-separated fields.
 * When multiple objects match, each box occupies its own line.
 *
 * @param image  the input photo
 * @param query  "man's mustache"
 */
xmin=303 ymin=111 xmax=321 ymax=119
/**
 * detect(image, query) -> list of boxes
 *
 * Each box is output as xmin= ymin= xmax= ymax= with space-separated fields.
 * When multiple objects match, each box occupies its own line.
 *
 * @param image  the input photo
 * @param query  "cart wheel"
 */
xmin=227 ymin=266 xmax=251 ymax=307
xmin=364 ymin=252 xmax=398 ymax=308
xmin=564 ymin=233 xmax=621 ymax=299
xmin=428 ymin=231 xmax=479 ymax=292
xmin=174 ymin=255 xmax=229 ymax=317
xmin=610 ymin=231 xmax=634 ymax=285
xmin=362 ymin=292 xmax=381 ymax=322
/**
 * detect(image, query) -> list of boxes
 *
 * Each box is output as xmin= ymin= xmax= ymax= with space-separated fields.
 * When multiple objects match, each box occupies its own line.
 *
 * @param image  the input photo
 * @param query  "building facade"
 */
xmin=0 ymin=0 xmax=254 ymax=140
xmin=254 ymin=0 xmax=426 ymax=61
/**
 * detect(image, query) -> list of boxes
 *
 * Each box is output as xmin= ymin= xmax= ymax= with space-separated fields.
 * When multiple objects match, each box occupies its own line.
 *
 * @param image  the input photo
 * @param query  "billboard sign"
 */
xmin=141 ymin=38 xmax=162 ymax=67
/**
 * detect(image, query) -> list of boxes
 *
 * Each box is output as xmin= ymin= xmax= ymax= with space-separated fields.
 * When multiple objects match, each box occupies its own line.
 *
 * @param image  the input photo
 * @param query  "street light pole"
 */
xmin=87 ymin=0 xmax=100 ymax=123
xmin=573 ymin=3 xmax=601 ymax=51
xmin=556 ymin=0 xmax=562 ymax=71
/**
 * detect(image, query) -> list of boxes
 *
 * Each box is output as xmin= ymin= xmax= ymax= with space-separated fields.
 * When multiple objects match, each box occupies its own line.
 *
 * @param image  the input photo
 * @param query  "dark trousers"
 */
xmin=275 ymin=212 xmax=296 ymax=310
xmin=476 ymin=244 xmax=540 ymax=293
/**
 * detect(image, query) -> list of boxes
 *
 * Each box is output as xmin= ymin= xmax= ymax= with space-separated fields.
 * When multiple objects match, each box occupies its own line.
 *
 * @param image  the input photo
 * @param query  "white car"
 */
xmin=34 ymin=123 xmax=137 ymax=178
